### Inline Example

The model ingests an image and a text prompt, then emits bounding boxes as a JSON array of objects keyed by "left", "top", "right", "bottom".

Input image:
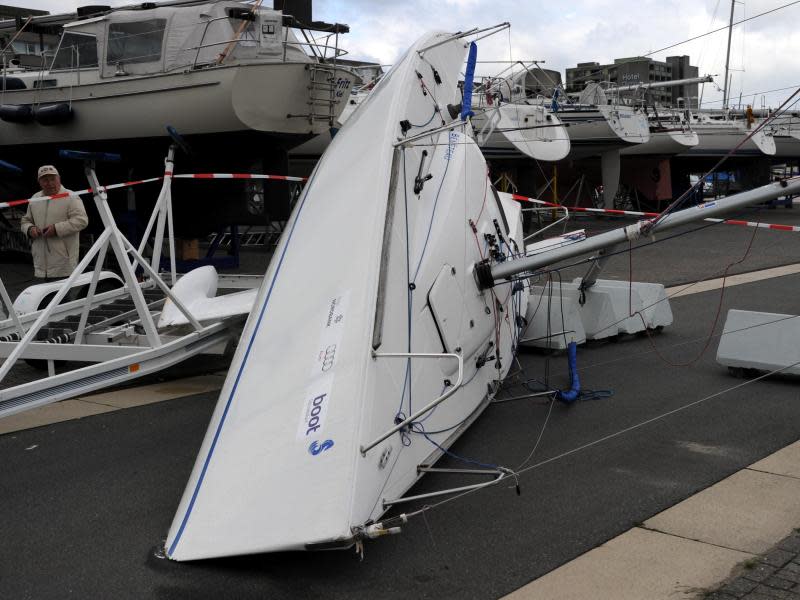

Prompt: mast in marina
[{"left": 723, "top": 0, "right": 736, "bottom": 109}]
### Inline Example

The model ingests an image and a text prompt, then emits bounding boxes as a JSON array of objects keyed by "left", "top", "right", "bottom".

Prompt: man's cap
[{"left": 37, "top": 165, "right": 59, "bottom": 179}]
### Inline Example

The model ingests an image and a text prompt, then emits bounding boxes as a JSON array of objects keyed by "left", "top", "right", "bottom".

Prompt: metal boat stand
[
  {"left": 382, "top": 466, "right": 513, "bottom": 509},
  {"left": 0, "top": 149, "right": 247, "bottom": 419}
]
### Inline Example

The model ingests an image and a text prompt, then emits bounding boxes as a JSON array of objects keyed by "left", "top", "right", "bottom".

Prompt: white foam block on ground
[
  {"left": 522, "top": 283, "right": 586, "bottom": 350},
  {"left": 716, "top": 309, "right": 800, "bottom": 375},
  {"left": 577, "top": 279, "right": 673, "bottom": 337},
  {"left": 523, "top": 279, "right": 672, "bottom": 348}
]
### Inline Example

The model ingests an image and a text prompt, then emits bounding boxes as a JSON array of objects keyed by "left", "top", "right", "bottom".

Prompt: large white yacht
[{"left": 0, "top": 1, "right": 358, "bottom": 232}]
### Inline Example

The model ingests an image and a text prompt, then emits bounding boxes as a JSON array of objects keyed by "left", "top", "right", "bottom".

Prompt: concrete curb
[{"left": 503, "top": 441, "right": 800, "bottom": 600}]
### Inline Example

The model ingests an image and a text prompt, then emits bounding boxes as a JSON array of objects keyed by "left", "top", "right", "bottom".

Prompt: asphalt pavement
[{"left": 1, "top": 206, "right": 799, "bottom": 599}]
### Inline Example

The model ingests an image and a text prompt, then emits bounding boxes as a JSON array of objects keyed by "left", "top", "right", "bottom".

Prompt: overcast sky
[{"left": 24, "top": 0, "right": 800, "bottom": 109}]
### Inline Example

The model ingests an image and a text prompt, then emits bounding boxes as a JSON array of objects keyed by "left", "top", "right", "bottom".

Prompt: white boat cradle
[
  {"left": 10, "top": 271, "right": 123, "bottom": 316},
  {"left": 158, "top": 266, "right": 258, "bottom": 328},
  {"left": 0, "top": 143, "right": 260, "bottom": 417},
  {"left": 164, "top": 25, "right": 530, "bottom": 561}
]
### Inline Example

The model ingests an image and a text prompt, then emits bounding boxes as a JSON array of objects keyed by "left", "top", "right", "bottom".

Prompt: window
[
  {"left": 107, "top": 19, "right": 166, "bottom": 65},
  {"left": 50, "top": 32, "right": 98, "bottom": 70},
  {"left": 33, "top": 79, "right": 58, "bottom": 89}
]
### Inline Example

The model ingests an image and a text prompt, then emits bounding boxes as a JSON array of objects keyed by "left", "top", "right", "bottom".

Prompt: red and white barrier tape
[
  {"left": 511, "top": 194, "right": 800, "bottom": 233},
  {"left": 0, "top": 177, "right": 163, "bottom": 209},
  {"left": 703, "top": 218, "right": 800, "bottom": 232},
  {"left": 172, "top": 173, "right": 307, "bottom": 181},
  {"left": 0, "top": 172, "right": 308, "bottom": 210}
]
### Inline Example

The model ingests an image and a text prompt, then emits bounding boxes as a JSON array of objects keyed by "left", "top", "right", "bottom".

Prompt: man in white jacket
[{"left": 20, "top": 165, "right": 89, "bottom": 280}]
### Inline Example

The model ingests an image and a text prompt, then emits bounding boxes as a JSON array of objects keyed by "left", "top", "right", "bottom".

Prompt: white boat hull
[
  {"left": 679, "top": 124, "right": 776, "bottom": 157},
  {"left": 166, "top": 31, "right": 527, "bottom": 560},
  {"left": 772, "top": 132, "right": 800, "bottom": 158},
  {"left": 473, "top": 104, "right": 570, "bottom": 161},
  {"left": 557, "top": 104, "right": 650, "bottom": 158},
  {"left": 621, "top": 129, "right": 698, "bottom": 156},
  {"left": 0, "top": 62, "right": 356, "bottom": 145}
]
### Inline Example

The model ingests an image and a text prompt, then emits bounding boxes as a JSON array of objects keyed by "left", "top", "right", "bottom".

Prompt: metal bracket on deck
[
  {"left": 382, "top": 466, "right": 511, "bottom": 508},
  {"left": 359, "top": 351, "right": 463, "bottom": 455}
]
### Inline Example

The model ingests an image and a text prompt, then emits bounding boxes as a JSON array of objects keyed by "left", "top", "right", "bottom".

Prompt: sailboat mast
[{"left": 723, "top": 0, "right": 735, "bottom": 109}]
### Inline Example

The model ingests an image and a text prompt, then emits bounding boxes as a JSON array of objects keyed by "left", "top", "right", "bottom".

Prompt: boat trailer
[{"left": 0, "top": 145, "right": 260, "bottom": 419}]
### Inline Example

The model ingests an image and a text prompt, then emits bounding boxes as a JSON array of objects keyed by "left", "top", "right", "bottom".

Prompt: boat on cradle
[
  {"left": 0, "top": 1, "right": 355, "bottom": 145},
  {"left": 165, "top": 27, "right": 529, "bottom": 560},
  {"left": 471, "top": 102, "right": 570, "bottom": 161},
  {"left": 0, "top": 1, "right": 358, "bottom": 229},
  {"left": 765, "top": 113, "right": 800, "bottom": 158},
  {"left": 621, "top": 110, "right": 699, "bottom": 156},
  {"left": 546, "top": 83, "right": 650, "bottom": 159},
  {"left": 605, "top": 75, "right": 712, "bottom": 156},
  {"left": 470, "top": 71, "right": 570, "bottom": 161},
  {"left": 676, "top": 111, "right": 776, "bottom": 157}
]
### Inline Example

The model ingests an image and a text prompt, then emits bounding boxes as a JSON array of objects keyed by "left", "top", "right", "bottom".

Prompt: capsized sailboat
[{"left": 166, "top": 27, "right": 528, "bottom": 560}]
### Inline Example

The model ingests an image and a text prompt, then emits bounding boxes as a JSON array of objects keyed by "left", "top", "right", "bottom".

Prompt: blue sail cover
[{"left": 460, "top": 42, "right": 477, "bottom": 121}]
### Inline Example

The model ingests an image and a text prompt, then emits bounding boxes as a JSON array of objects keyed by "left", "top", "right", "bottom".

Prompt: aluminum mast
[
  {"left": 723, "top": 0, "right": 736, "bottom": 109},
  {"left": 612, "top": 75, "right": 714, "bottom": 93},
  {"left": 477, "top": 178, "right": 800, "bottom": 288}
]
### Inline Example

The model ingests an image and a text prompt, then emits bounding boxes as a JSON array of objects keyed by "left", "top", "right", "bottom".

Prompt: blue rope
[{"left": 417, "top": 423, "right": 500, "bottom": 470}]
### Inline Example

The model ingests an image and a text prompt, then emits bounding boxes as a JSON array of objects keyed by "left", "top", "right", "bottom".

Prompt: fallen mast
[{"left": 478, "top": 178, "right": 800, "bottom": 287}]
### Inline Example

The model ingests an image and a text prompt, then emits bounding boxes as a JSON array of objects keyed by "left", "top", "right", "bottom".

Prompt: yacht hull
[
  {"left": 558, "top": 105, "right": 650, "bottom": 159},
  {"left": 679, "top": 124, "right": 776, "bottom": 157},
  {"left": 0, "top": 62, "right": 355, "bottom": 144},
  {"left": 165, "top": 32, "right": 527, "bottom": 560},
  {"left": 772, "top": 132, "right": 800, "bottom": 158},
  {"left": 621, "top": 130, "right": 699, "bottom": 156},
  {"left": 473, "top": 104, "right": 570, "bottom": 161}
]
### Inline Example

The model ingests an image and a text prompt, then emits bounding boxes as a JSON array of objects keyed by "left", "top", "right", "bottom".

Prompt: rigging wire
[
  {"left": 649, "top": 87, "right": 800, "bottom": 228},
  {"left": 700, "top": 83, "right": 800, "bottom": 105},
  {"left": 632, "top": 218, "right": 760, "bottom": 368},
  {"left": 401, "top": 356, "right": 800, "bottom": 523},
  {"left": 577, "top": 311, "right": 800, "bottom": 376},
  {"left": 696, "top": 0, "right": 723, "bottom": 68},
  {"left": 642, "top": 0, "right": 800, "bottom": 57}
]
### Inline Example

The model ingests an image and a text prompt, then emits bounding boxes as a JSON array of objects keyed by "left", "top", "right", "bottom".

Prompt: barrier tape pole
[{"left": 511, "top": 194, "right": 800, "bottom": 233}]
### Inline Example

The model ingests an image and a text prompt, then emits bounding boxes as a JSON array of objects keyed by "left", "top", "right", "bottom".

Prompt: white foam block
[
  {"left": 523, "top": 282, "right": 586, "bottom": 350},
  {"left": 523, "top": 279, "right": 672, "bottom": 348},
  {"left": 716, "top": 309, "right": 800, "bottom": 375}
]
